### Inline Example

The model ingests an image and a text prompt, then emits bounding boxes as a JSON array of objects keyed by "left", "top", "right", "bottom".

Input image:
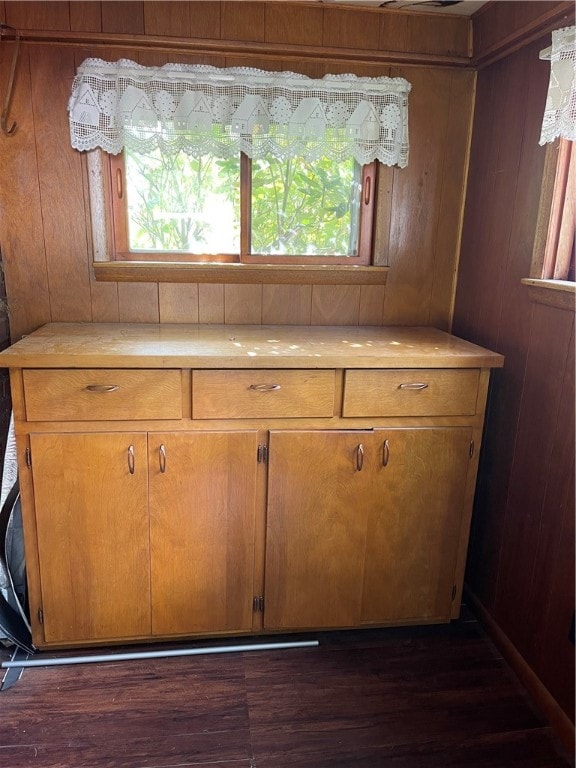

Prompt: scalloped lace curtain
[
  {"left": 539, "top": 25, "right": 575, "bottom": 145},
  {"left": 68, "top": 58, "right": 411, "bottom": 166}
]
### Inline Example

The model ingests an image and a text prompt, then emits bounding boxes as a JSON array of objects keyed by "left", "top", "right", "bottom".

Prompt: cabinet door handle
[
  {"left": 248, "top": 383, "right": 281, "bottom": 392},
  {"left": 127, "top": 444, "right": 135, "bottom": 475},
  {"left": 85, "top": 384, "right": 119, "bottom": 393},
  {"left": 159, "top": 444, "right": 166, "bottom": 473},
  {"left": 398, "top": 382, "right": 428, "bottom": 390},
  {"left": 355, "top": 443, "right": 364, "bottom": 471},
  {"left": 382, "top": 439, "right": 390, "bottom": 467}
]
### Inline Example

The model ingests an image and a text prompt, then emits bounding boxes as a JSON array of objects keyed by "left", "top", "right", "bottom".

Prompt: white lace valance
[
  {"left": 68, "top": 58, "right": 411, "bottom": 166},
  {"left": 539, "top": 25, "right": 576, "bottom": 145}
]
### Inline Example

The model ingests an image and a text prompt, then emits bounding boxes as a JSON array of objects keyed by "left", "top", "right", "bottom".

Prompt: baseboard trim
[{"left": 465, "top": 585, "right": 575, "bottom": 757}]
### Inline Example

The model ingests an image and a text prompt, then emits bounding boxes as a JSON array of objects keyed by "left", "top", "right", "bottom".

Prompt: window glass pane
[
  {"left": 250, "top": 156, "right": 362, "bottom": 257},
  {"left": 124, "top": 149, "right": 240, "bottom": 254}
]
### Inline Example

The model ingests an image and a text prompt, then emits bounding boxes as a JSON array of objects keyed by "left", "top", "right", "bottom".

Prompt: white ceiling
[{"left": 319, "top": 0, "right": 487, "bottom": 15}]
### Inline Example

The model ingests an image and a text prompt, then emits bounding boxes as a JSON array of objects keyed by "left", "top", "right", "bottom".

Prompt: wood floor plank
[{"left": 0, "top": 620, "right": 571, "bottom": 768}]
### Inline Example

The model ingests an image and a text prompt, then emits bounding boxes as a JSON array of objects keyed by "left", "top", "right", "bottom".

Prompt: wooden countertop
[{"left": 0, "top": 323, "right": 504, "bottom": 370}]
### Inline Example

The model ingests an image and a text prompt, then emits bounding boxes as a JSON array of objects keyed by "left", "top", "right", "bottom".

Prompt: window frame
[
  {"left": 107, "top": 151, "right": 378, "bottom": 268},
  {"left": 523, "top": 138, "right": 576, "bottom": 311}
]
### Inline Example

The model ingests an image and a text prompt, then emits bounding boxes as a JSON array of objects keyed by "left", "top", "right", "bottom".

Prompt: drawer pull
[
  {"left": 127, "top": 445, "right": 135, "bottom": 475},
  {"left": 398, "top": 382, "right": 428, "bottom": 390},
  {"left": 382, "top": 439, "right": 390, "bottom": 467},
  {"left": 248, "top": 383, "right": 281, "bottom": 392},
  {"left": 85, "top": 384, "right": 119, "bottom": 393},
  {"left": 159, "top": 444, "right": 166, "bottom": 473},
  {"left": 355, "top": 443, "right": 364, "bottom": 472}
]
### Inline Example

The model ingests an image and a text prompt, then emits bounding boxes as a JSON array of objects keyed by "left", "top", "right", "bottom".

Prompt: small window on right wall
[{"left": 541, "top": 137, "right": 575, "bottom": 282}]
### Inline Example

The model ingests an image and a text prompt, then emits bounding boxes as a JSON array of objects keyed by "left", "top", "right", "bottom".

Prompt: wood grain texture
[
  {"left": 101, "top": 0, "right": 144, "bottom": 34},
  {"left": 0, "top": 5, "right": 473, "bottom": 336},
  {"left": 0, "top": 323, "right": 504, "bottom": 370},
  {"left": 69, "top": 1, "right": 102, "bottom": 32},
  {"left": 453, "top": 29, "right": 575, "bottom": 726},
  {"left": 383, "top": 66, "right": 456, "bottom": 325},
  {"left": 0, "top": 620, "right": 571, "bottom": 767},
  {"left": 149, "top": 431, "right": 259, "bottom": 636},
  {"left": 322, "top": 6, "right": 380, "bottom": 51},
  {"left": 4, "top": 0, "right": 70, "bottom": 30},
  {"left": 264, "top": 3, "right": 323, "bottom": 47},
  {"left": 0, "top": 44, "right": 52, "bottom": 340},
  {"left": 30, "top": 46, "right": 93, "bottom": 323},
  {"left": 30, "top": 431, "right": 151, "bottom": 643},
  {"left": 143, "top": 1, "right": 191, "bottom": 38},
  {"left": 221, "top": 0, "right": 265, "bottom": 42}
]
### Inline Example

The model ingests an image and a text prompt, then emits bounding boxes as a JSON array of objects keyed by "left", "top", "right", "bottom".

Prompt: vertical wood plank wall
[
  {"left": 453, "top": 31, "right": 575, "bottom": 724},
  {"left": 0, "top": 0, "right": 474, "bottom": 340}
]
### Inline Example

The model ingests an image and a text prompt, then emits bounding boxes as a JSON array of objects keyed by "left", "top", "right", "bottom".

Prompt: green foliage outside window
[{"left": 124, "top": 147, "right": 361, "bottom": 257}]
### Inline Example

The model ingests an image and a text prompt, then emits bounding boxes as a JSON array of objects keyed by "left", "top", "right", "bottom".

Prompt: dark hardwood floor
[{"left": 0, "top": 611, "right": 573, "bottom": 768}]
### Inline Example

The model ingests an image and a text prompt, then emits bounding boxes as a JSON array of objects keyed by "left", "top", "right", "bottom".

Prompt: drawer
[
  {"left": 192, "top": 370, "right": 335, "bottom": 419},
  {"left": 23, "top": 369, "right": 182, "bottom": 421},
  {"left": 342, "top": 369, "right": 480, "bottom": 417}
]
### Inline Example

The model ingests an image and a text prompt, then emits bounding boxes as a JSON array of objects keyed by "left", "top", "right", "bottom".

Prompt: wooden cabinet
[
  {"left": 264, "top": 427, "right": 471, "bottom": 631},
  {"left": 149, "top": 431, "right": 260, "bottom": 637},
  {"left": 29, "top": 432, "right": 151, "bottom": 644},
  {"left": 29, "top": 430, "right": 261, "bottom": 645},
  {"left": 0, "top": 323, "right": 503, "bottom": 649}
]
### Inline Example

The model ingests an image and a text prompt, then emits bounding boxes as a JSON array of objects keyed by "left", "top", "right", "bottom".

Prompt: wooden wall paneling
[
  {"left": 382, "top": 67, "right": 454, "bottom": 326},
  {"left": 310, "top": 285, "right": 360, "bottom": 325},
  {"left": 221, "top": 1, "right": 265, "bottom": 43},
  {"left": 0, "top": 44, "right": 52, "bottom": 340},
  {"left": 224, "top": 284, "right": 262, "bottom": 324},
  {"left": 493, "top": 303, "right": 575, "bottom": 657},
  {"left": 379, "top": 12, "right": 408, "bottom": 53},
  {"left": 143, "top": 2, "right": 192, "bottom": 38},
  {"left": 466, "top": 47, "right": 533, "bottom": 351},
  {"left": 167, "top": 50, "right": 226, "bottom": 67},
  {"left": 198, "top": 284, "right": 225, "bottom": 323},
  {"left": 159, "top": 283, "right": 200, "bottom": 323},
  {"left": 188, "top": 0, "right": 221, "bottom": 39},
  {"left": 0, "top": 4, "right": 6, "bottom": 24},
  {"left": 463, "top": 40, "right": 551, "bottom": 611},
  {"left": 224, "top": 54, "right": 280, "bottom": 71},
  {"left": 405, "top": 13, "right": 469, "bottom": 58},
  {"left": 30, "top": 46, "right": 93, "bottom": 323},
  {"left": 261, "top": 285, "right": 312, "bottom": 325},
  {"left": 428, "top": 68, "right": 475, "bottom": 331},
  {"left": 528, "top": 320, "right": 575, "bottom": 719},
  {"left": 358, "top": 285, "right": 386, "bottom": 326},
  {"left": 118, "top": 282, "right": 160, "bottom": 323},
  {"left": 4, "top": 1, "right": 70, "bottom": 30},
  {"left": 321, "top": 60, "right": 387, "bottom": 78},
  {"left": 322, "top": 7, "right": 380, "bottom": 51},
  {"left": 280, "top": 59, "right": 327, "bottom": 78},
  {"left": 101, "top": 1, "right": 144, "bottom": 35},
  {"left": 485, "top": 40, "right": 549, "bottom": 348},
  {"left": 264, "top": 3, "right": 323, "bottom": 47},
  {"left": 451, "top": 65, "right": 496, "bottom": 341},
  {"left": 69, "top": 2, "right": 102, "bottom": 33},
  {"left": 473, "top": 1, "right": 575, "bottom": 66}
]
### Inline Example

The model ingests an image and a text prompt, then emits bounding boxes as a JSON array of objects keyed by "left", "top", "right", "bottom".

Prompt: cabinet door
[
  {"left": 265, "top": 430, "right": 372, "bottom": 630},
  {"left": 361, "top": 427, "right": 471, "bottom": 624},
  {"left": 149, "top": 431, "right": 259, "bottom": 636},
  {"left": 30, "top": 433, "right": 150, "bottom": 644}
]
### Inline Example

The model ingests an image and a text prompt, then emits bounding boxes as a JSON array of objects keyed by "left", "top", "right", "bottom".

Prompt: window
[
  {"left": 541, "top": 138, "right": 575, "bottom": 282},
  {"left": 109, "top": 148, "right": 377, "bottom": 265},
  {"left": 70, "top": 59, "right": 410, "bottom": 281}
]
